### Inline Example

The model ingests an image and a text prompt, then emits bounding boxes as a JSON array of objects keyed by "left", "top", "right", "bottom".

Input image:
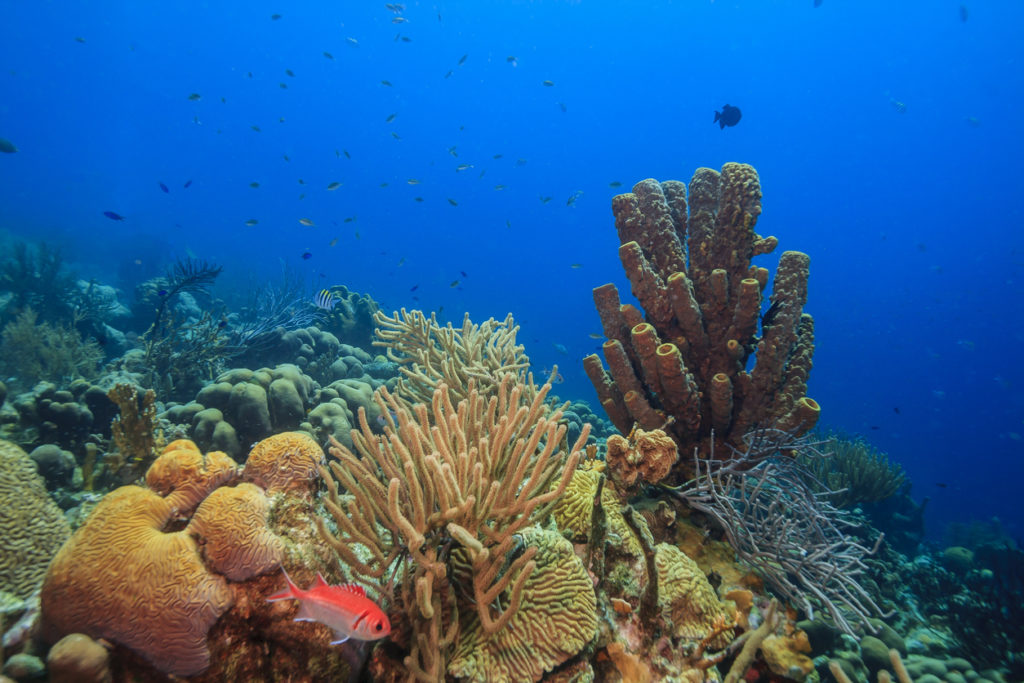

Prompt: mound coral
[
  {"left": 243, "top": 430, "right": 324, "bottom": 497},
  {"left": 0, "top": 440, "right": 70, "bottom": 612},
  {"left": 584, "top": 164, "right": 818, "bottom": 465},
  {"left": 40, "top": 484, "right": 235, "bottom": 676}
]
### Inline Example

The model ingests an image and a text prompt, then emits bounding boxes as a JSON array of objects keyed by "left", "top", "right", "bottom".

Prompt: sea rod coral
[
  {"left": 317, "top": 373, "right": 593, "bottom": 681},
  {"left": 584, "top": 163, "right": 819, "bottom": 467}
]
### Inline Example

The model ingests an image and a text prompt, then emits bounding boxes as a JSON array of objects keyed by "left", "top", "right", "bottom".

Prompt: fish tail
[{"left": 266, "top": 566, "right": 300, "bottom": 602}]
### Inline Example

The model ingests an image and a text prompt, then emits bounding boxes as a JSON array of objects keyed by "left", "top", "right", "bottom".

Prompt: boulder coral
[
  {"left": 39, "top": 484, "right": 235, "bottom": 676},
  {"left": 0, "top": 440, "right": 70, "bottom": 612},
  {"left": 38, "top": 434, "right": 330, "bottom": 679}
]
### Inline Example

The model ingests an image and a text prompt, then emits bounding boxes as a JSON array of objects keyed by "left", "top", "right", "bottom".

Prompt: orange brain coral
[
  {"left": 187, "top": 482, "right": 284, "bottom": 581},
  {"left": 145, "top": 439, "right": 238, "bottom": 501},
  {"left": 243, "top": 432, "right": 324, "bottom": 496},
  {"left": 40, "top": 486, "right": 234, "bottom": 676}
]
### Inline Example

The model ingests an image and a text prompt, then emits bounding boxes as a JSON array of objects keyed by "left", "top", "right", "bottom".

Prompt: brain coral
[
  {"left": 552, "top": 469, "right": 642, "bottom": 557},
  {"left": 40, "top": 485, "right": 234, "bottom": 676},
  {"left": 187, "top": 482, "right": 284, "bottom": 581},
  {"left": 0, "top": 440, "right": 70, "bottom": 610},
  {"left": 448, "top": 527, "right": 597, "bottom": 682},
  {"left": 145, "top": 439, "right": 238, "bottom": 500},
  {"left": 655, "top": 543, "right": 733, "bottom": 649},
  {"left": 243, "top": 431, "right": 325, "bottom": 497}
]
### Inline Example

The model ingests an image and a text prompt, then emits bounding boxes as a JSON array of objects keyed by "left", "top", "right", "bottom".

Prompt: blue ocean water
[{"left": 1, "top": 0, "right": 1021, "bottom": 542}]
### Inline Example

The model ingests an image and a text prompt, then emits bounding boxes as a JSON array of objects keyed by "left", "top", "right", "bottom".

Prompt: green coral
[
  {"left": 802, "top": 431, "right": 906, "bottom": 508},
  {"left": 0, "top": 307, "right": 103, "bottom": 391}
]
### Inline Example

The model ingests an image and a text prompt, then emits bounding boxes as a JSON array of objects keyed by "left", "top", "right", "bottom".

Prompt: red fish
[{"left": 267, "top": 568, "right": 390, "bottom": 644}]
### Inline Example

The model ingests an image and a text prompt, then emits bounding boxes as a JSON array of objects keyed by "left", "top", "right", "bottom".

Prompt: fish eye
[{"left": 375, "top": 622, "right": 383, "bottom": 631}]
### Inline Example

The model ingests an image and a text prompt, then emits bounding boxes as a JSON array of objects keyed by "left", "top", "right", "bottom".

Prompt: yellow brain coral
[
  {"left": 187, "top": 482, "right": 284, "bottom": 581},
  {"left": 448, "top": 527, "right": 597, "bottom": 682},
  {"left": 243, "top": 431, "right": 324, "bottom": 496},
  {"left": 551, "top": 469, "right": 642, "bottom": 557},
  {"left": 655, "top": 543, "right": 733, "bottom": 650},
  {"left": 0, "top": 440, "right": 70, "bottom": 609},
  {"left": 40, "top": 485, "right": 234, "bottom": 676},
  {"left": 145, "top": 439, "right": 238, "bottom": 500}
]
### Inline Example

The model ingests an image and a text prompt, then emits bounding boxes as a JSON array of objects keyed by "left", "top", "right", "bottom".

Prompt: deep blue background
[{"left": 2, "top": 1, "right": 1022, "bottom": 541}]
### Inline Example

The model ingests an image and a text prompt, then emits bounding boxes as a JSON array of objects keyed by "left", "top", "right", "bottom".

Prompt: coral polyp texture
[
  {"left": 0, "top": 440, "right": 70, "bottom": 610},
  {"left": 39, "top": 484, "right": 235, "bottom": 676},
  {"left": 584, "top": 163, "right": 819, "bottom": 462},
  {"left": 242, "top": 430, "right": 325, "bottom": 497}
]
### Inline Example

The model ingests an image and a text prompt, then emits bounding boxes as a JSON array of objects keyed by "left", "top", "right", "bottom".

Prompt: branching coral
[
  {"left": 0, "top": 307, "right": 103, "bottom": 390},
  {"left": 373, "top": 308, "right": 532, "bottom": 406},
  {"left": 317, "top": 374, "right": 589, "bottom": 681},
  {"left": 801, "top": 431, "right": 906, "bottom": 508},
  {"left": 107, "top": 383, "right": 164, "bottom": 477},
  {"left": 583, "top": 165, "right": 819, "bottom": 467},
  {"left": 666, "top": 428, "right": 887, "bottom": 635}
]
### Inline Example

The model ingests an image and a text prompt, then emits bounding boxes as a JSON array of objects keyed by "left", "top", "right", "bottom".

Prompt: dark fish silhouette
[
  {"left": 159, "top": 182, "right": 169, "bottom": 193},
  {"left": 814, "top": 0, "right": 822, "bottom": 6},
  {"left": 183, "top": 179, "right": 193, "bottom": 188},
  {"left": 714, "top": 104, "right": 742, "bottom": 129},
  {"left": 0, "top": 138, "right": 18, "bottom": 153},
  {"left": 959, "top": 4, "right": 968, "bottom": 21},
  {"left": 103, "top": 211, "right": 125, "bottom": 221}
]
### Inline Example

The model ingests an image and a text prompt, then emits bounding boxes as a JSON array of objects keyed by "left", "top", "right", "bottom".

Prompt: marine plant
[
  {"left": 0, "top": 240, "right": 76, "bottom": 325},
  {"left": 317, "top": 374, "right": 590, "bottom": 681},
  {"left": 144, "top": 256, "right": 222, "bottom": 344},
  {"left": 800, "top": 430, "right": 906, "bottom": 508},
  {"left": 0, "top": 307, "right": 103, "bottom": 390}
]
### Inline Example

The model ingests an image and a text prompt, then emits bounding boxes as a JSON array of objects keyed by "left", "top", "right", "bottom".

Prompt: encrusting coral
[
  {"left": 318, "top": 373, "right": 591, "bottom": 681},
  {"left": 583, "top": 164, "right": 819, "bottom": 466}
]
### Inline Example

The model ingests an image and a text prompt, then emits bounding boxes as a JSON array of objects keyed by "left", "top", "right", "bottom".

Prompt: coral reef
[
  {"left": 0, "top": 308, "right": 103, "bottom": 391},
  {"left": 802, "top": 431, "right": 907, "bottom": 508},
  {"left": 37, "top": 435, "right": 357, "bottom": 680},
  {"left": 373, "top": 309, "right": 532, "bottom": 406},
  {"left": 606, "top": 426, "right": 679, "bottom": 497},
  {"left": 583, "top": 164, "right": 818, "bottom": 466},
  {"left": 447, "top": 527, "right": 597, "bottom": 682},
  {"left": 0, "top": 241, "right": 76, "bottom": 325},
  {"left": 242, "top": 431, "right": 324, "bottom": 497},
  {"left": 319, "top": 374, "right": 590, "bottom": 681},
  {"left": 106, "top": 383, "right": 163, "bottom": 478},
  {"left": 0, "top": 441, "right": 70, "bottom": 619}
]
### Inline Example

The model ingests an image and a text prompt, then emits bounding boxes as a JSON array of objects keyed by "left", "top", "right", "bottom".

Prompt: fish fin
[
  {"left": 293, "top": 604, "right": 315, "bottom": 622},
  {"left": 266, "top": 566, "right": 300, "bottom": 602},
  {"left": 314, "top": 573, "right": 331, "bottom": 589},
  {"left": 719, "top": 119, "right": 726, "bottom": 130},
  {"left": 340, "top": 584, "right": 367, "bottom": 597},
  {"left": 330, "top": 632, "right": 350, "bottom": 645},
  {"left": 714, "top": 110, "right": 721, "bottom": 123}
]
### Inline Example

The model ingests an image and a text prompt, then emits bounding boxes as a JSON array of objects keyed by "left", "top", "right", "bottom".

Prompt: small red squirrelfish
[{"left": 267, "top": 568, "right": 391, "bottom": 644}]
